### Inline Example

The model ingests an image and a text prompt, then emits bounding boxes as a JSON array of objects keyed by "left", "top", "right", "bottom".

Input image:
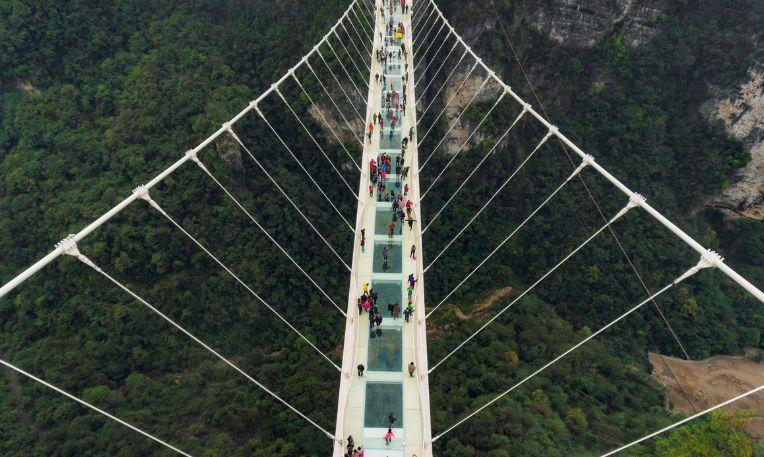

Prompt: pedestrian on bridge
[
  {"left": 404, "top": 303, "right": 414, "bottom": 322},
  {"left": 410, "top": 244, "right": 416, "bottom": 260},
  {"left": 408, "top": 362, "right": 416, "bottom": 377},
  {"left": 384, "top": 428, "right": 394, "bottom": 445},
  {"left": 357, "top": 364, "right": 365, "bottom": 377},
  {"left": 368, "top": 123, "right": 374, "bottom": 142}
]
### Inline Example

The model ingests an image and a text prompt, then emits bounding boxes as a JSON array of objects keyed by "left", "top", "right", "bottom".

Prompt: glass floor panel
[
  {"left": 364, "top": 382, "right": 404, "bottom": 428},
  {"left": 376, "top": 178, "right": 403, "bottom": 202},
  {"left": 375, "top": 207, "right": 397, "bottom": 235},
  {"left": 373, "top": 241, "right": 402, "bottom": 273},
  {"left": 384, "top": 36, "right": 403, "bottom": 48},
  {"left": 382, "top": 77, "right": 402, "bottom": 92},
  {"left": 374, "top": 152, "right": 402, "bottom": 174},
  {"left": 368, "top": 327, "right": 402, "bottom": 372},
  {"left": 380, "top": 94, "right": 403, "bottom": 110},
  {"left": 372, "top": 280, "right": 403, "bottom": 310},
  {"left": 384, "top": 62, "right": 402, "bottom": 75},
  {"left": 380, "top": 130, "right": 402, "bottom": 149}
]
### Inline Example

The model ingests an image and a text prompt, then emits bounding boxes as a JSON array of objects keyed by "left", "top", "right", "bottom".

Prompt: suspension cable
[
  {"left": 426, "top": 157, "right": 589, "bottom": 318},
  {"left": 415, "top": 1, "right": 435, "bottom": 33},
  {"left": 316, "top": 49, "right": 365, "bottom": 122},
  {"left": 337, "top": 25, "right": 370, "bottom": 75},
  {"left": 227, "top": 126, "right": 351, "bottom": 271},
  {"left": 423, "top": 107, "right": 527, "bottom": 233},
  {"left": 414, "top": 23, "right": 447, "bottom": 71},
  {"left": 416, "top": 42, "right": 461, "bottom": 106},
  {"left": 291, "top": 73, "right": 361, "bottom": 171},
  {"left": 485, "top": 0, "right": 697, "bottom": 363},
  {"left": 333, "top": 29, "right": 369, "bottom": 86},
  {"left": 421, "top": 0, "right": 764, "bottom": 302},
  {"left": 413, "top": 1, "right": 434, "bottom": 35},
  {"left": 414, "top": 8, "right": 440, "bottom": 51},
  {"left": 432, "top": 255, "right": 713, "bottom": 442},
  {"left": 415, "top": 29, "right": 454, "bottom": 85},
  {"left": 341, "top": 19, "right": 371, "bottom": 71},
  {"left": 429, "top": 195, "right": 641, "bottom": 370},
  {"left": 56, "top": 237, "right": 338, "bottom": 440},
  {"left": 349, "top": 6, "right": 372, "bottom": 51},
  {"left": 418, "top": 59, "right": 479, "bottom": 138},
  {"left": 305, "top": 61, "right": 364, "bottom": 146},
  {"left": 0, "top": 357, "right": 191, "bottom": 456},
  {"left": 133, "top": 186, "right": 345, "bottom": 362},
  {"left": 255, "top": 107, "right": 355, "bottom": 232},
  {"left": 423, "top": 128, "right": 552, "bottom": 266},
  {"left": 326, "top": 40, "right": 367, "bottom": 100},
  {"left": 142, "top": 173, "right": 345, "bottom": 318},
  {"left": 420, "top": 76, "right": 489, "bottom": 169},
  {"left": 275, "top": 88, "right": 358, "bottom": 197},
  {"left": 421, "top": 91, "right": 506, "bottom": 198},
  {"left": 601, "top": 383, "right": 764, "bottom": 456}
]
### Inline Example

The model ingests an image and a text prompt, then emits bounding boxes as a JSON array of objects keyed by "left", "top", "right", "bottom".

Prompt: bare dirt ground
[{"left": 649, "top": 351, "right": 764, "bottom": 438}]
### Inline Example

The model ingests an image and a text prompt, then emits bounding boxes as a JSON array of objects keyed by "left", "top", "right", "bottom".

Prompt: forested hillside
[{"left": 1, "top": 0, "right": 762, "bottom": 456}]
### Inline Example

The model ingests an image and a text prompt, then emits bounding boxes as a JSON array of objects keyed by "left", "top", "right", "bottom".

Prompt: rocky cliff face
[
  {"left": 530, "top": 0, "right": 665, "bottom": 48},
  {"left": 308, "top": 101, "right": 364, "bottom": 146},
  {"left": 706, "top": 67, "right": 764, "bottom": 220},
  {"left": 434, "top": 68, "right": 504, "bottom": 156}
]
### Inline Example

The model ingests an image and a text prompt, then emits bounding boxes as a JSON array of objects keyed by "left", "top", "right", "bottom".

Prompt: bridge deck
[{"left": 334, "top": 1, "right": 432, "bottom": 456}]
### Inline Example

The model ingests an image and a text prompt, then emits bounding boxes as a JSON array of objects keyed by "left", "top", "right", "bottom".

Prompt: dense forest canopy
[{"left": 0, "top": 0, "right": 762, "bottom": 456}]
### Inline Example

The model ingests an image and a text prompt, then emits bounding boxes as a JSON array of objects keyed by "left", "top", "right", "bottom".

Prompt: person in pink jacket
[{"left": 384, "top": 428, "right": 394, "bottom": 445}]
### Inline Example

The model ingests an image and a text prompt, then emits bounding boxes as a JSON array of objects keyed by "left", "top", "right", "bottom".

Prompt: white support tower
[{"left": 334, "top": 1, "right": 433, "bottom": 456}]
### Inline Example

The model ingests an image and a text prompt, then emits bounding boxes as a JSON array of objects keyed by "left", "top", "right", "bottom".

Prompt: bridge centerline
[{"left": 334, "top": 0, "right": 433, "bottom": 456}]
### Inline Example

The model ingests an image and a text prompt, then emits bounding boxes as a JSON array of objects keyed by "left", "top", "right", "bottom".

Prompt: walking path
[{"left": 334, "top": 1, "right": 432, "bottom": 456}]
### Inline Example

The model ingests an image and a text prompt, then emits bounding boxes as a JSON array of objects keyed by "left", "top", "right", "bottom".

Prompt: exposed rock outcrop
[
  {"left": 433, "top": 67, "right": 503, "bottom": 156},
  {"left": 530, "top": 0, "right": 664, "bottom": 48},
  {"left": 307, "top": 101, "right": 364, "bottom": 146},
  {"left": 706, "top": 67, "right": 764, "bottom": 220},
  {"left": 216, "top": 134, "right": 244, "bottom": 170}
]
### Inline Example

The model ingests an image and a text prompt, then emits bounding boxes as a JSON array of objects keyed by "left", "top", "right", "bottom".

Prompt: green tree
[{"left": 655, "top": 410, "right": 754, "bottom": 457}]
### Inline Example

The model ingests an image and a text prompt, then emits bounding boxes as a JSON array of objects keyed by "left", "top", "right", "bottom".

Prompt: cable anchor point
[
  {"left": 627, "top": 193, "right": 646, "bottom": 210},
  {"left": 56, "top": 234, "right": 79, "bottom": 257},
  {"left": 700, "top": 249, "right": 723, "bottom": 269},
  {"left": 132, "top": 184, "right": 151, "bottom": 202},
  {"left": 185, "top": 149, "right": 208, "bottom": 173}
]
